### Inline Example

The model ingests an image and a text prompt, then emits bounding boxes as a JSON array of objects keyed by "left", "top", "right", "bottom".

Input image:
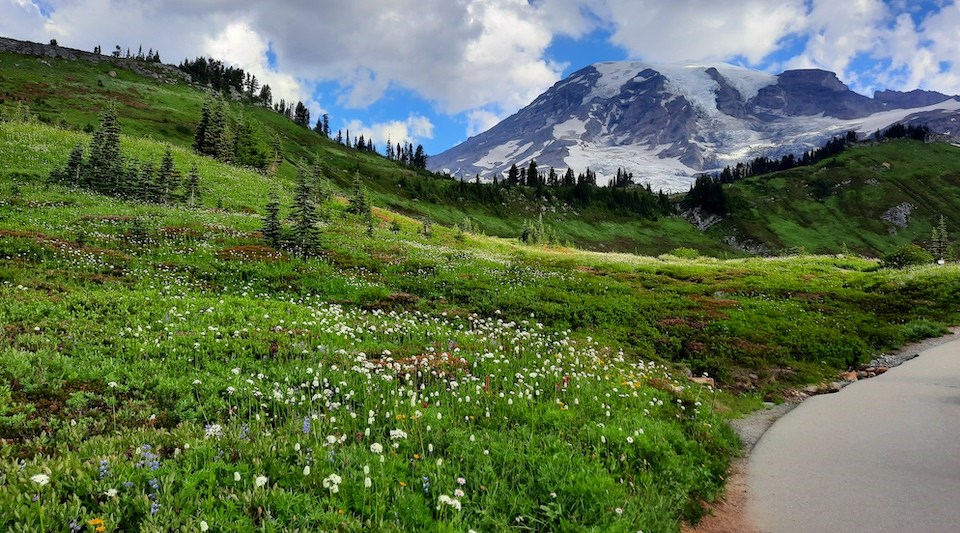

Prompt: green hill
[
  {"left": 707, "top": 140, "right": 960, "bottom": 256},
  {"left": 2, "top": 41, "right": 960, "bottom": 532},
  {"left": 4, "top": 45, "right": 960, "bottom": 258}
]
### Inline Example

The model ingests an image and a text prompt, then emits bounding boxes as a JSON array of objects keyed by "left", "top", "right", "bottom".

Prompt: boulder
[{"left": 689, "top": 376, "right": 716, "bottom": 388}]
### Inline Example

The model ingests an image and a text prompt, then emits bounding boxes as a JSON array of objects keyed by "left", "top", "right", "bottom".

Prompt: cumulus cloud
[
  {"left": 201, "top": 21, "right": 311, "bottom": 112},
  {"left": 1, "top": 0, "right": 47, "bottom": 40},
  {"left": 595, "top": 0, "right": 807, "bottom": 64},
  {"left": 465, "top": 109, "right": 504, "bottom": 138},
  {"left": 4, "top": 0, "right": 960, "bottom": 145}
]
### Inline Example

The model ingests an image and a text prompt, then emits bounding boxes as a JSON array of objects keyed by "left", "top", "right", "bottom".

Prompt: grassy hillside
[
  {"left": 2, "top": 44, "right": 960, "bottom": 531},
  {"left": 4, "top": 49, "right": 960, "bottom": 258},
  {"left": 3, "top": 117, "right": 960, "bottom": 530},
  {"left": 715, "top": 140, "right": 960, "bottom": 256}
]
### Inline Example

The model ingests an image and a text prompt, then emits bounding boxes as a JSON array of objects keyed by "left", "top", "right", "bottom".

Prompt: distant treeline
[{"left": 407, "top": 164, "right": 671, "bottom": 219}]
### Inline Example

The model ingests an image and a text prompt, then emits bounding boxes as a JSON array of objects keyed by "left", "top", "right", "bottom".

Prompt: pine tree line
[
  {"left": 50, "top": 106, "right": 200, "bottom": 205},
  {"left": 94, "top": 44, "right": 161, "bottom": 63},
  {"left": 193, "top": 98, "right": 271, "bottom": 172},
  {"left": 385, "top": 141, "right": 427, "bottom": 169}
]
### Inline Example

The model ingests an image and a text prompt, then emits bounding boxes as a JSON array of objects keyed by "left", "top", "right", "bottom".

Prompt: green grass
[
  {"left": 2, "top": 131, "right": 959, "bottom": 528},
  {"left": 718, "top": 141, "right": 960, "bottom": 256},
  {"left": 5, "top": 50, "right": 960, "bottom": 258},
  {"left": 2, "top": 48, "right": 960, "bottom": 532}
]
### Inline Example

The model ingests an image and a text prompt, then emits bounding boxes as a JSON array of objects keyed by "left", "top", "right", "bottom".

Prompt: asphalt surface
[{"left": 748, "top": 338, "right": 960, "bottom": 533}]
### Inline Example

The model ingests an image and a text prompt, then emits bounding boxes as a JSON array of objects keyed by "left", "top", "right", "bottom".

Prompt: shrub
[
  {"left": 900, "top": 319, "right": 948, "bottom": 343},
  {"left": 669, "top": 247, "right": 700, "bottom": 259},
  {"left": 882, "top": 244, "right": 932, "bottom": 268}
]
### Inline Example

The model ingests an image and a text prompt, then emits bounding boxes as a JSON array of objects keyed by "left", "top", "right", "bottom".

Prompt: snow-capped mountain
[{"left": 430, "top": 62, "right": 960, "bottom": 192}]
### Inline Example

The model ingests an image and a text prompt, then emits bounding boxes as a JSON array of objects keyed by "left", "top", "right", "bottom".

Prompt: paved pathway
[{"left": 748, "top": 338, "right": 960, "bottom": 532}]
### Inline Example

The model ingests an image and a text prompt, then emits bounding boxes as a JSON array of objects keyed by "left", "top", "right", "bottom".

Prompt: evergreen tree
[
  {"left": 56, "top": 143, "right": 85, "bottom": 185},
  {"left": 347, "top": 172, "right": 371, "bottom": 216},
  {"left": 294, "top": 101, "right": 310, "bottom": 128},
  {"left": 312, "top": 161, "right": 332, "bottom": 205},
  {"left": 563, "top": 167, "right": 575, "bottom": 187},
  {"left": 683, "top": 174, "right": 728, "bottom": 215},
  {"left": 289, "top": 165, "right": 319, "bottom": 256},
  {"left": 139, "top": 162, "right": 158, "bottom": 203},
  {"left": 233, "top": 117, "right": 266, "bottom": 170},
  {"left": 211, "top": 104, "right": 233, "bottom": 162},
  {"left": 86, "top": 105, "right": 123, "bottom": 194},
  {"left": 269, "top": 135, "right": 283, "bottom": 175},
  {"left": 930, "top": 215, "right": 950, "bottom": 261},
  {"left": 258, "top": 84, "right": 273, "bottom": 107},
  {"left": 125, "top": 161, "right": 142, "bottom": 199},
  {"left": 186, "top": 166, "right": 201, "bottom": 206},
  {"left": 197, "top": 99, "right": 229, "bottom": 159},
  {"left": 507, "top": 164, "right": 519, "bottom": 187},
  {"left": 322, "top": 114, "right": 330, "bottom": 138},
  {"left": 413, "top": 144, "right": 427, "bottom": 169},
  {"left": 526, "top": 160, "right": 539, "bottom": 187},
  {"left": 194, "top": 100, "right": 211, "bottom": 153},
  {"left": 262, "top": 192, "right": 283, "bottom": 248},
  {"left": 157, "top": 148, "right": 179, "bottom": 203}
]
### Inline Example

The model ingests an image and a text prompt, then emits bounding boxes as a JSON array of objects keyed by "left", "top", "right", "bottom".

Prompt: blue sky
[{"left": 3, "top": 1, "right": 959, "bottom": 155}]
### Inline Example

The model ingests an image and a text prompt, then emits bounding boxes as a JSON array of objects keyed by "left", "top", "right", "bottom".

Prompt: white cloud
[
  {"left": 465, "top": 109, "right": 503, "bottom": 138},
  {"left": 580, "top": 0, "right": 807, "bottom": 64},
  {"left": 4, "top": 0, "right": 960, "bottom": 147},
  {"left": 201, "top": 21, "right": 308, "bottom": 110},
  {"left": 343, "top": 114, "right": 435, "bottom": 148},
  {"left": 1, "top": 1, "right": 47, "bottom": 40}
]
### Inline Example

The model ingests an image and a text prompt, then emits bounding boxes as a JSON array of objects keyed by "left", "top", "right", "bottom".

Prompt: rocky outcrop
[
  {"left": 750, "top": 69, "right": 883, "bottom": 119},
  {"left": 722, "top": 235, "right": 771, "bottom": 255},
  {"left": 880, "top": 202, "right": 915, "bottom": 229},
  {"left": 0, "top": 36, "right": 189, "bottom": 84},
  {"left": 681, "top": 207, "right": 723, "bottom": 231},
  {"left": 874, "top": 89, "right": 952, "bottom": 109}
]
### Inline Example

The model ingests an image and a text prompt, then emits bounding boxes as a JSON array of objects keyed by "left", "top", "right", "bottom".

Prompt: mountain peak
[{"left": 430, "top": 63, "right": 960, "bottom": 191}]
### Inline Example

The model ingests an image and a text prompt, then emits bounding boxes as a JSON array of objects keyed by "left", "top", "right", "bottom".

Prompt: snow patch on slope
[
  {"left": 552, "top": 117, "right": 587, "bottom": 139},
  {"left": 475, "top": 140, "right": 533, "bottom": 169},
  {"left": 709, "top": 64, "right": 777, "bottom": 101},
  {"left": 849, "top": 98, "right": 960, "bottom": 134},
  {"left": 586, "top": 62, "right": 650, "bottom": 102}
]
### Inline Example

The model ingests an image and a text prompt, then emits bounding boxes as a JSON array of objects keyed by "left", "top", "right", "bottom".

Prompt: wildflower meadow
[{"left": 2, "top": 118, "right": 958, "bottom": 532}]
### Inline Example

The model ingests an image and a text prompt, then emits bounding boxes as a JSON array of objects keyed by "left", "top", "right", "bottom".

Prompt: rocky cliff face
[{"left": 431, "top": 62, "right": 960, "bottom": 192}]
